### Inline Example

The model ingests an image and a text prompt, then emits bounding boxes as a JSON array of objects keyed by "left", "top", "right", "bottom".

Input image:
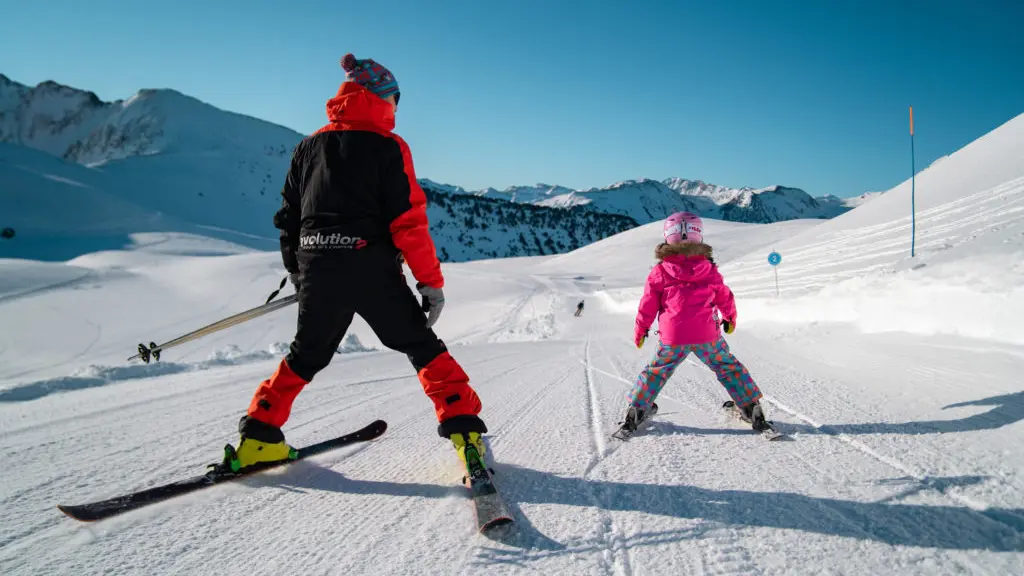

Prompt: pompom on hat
[{"left": 340, "top": 53, "right": 399, "bottom": 101}]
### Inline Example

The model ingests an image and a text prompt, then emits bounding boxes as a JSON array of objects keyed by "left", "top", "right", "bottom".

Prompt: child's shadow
[{"left": 783, "top": 390, "right": 1024, "bottom": 437}]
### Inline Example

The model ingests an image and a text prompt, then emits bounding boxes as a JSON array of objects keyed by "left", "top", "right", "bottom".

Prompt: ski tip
[
  {"left": 56, "top": 504, "right": 95, "bottom": 522},
  {"left": 480, "top": 516, "right": 514, "bottom": 533}
]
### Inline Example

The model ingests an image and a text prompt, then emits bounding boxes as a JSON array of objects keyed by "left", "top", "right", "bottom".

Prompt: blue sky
[{"left": 2, "top": 0, "right": 1021, "bottom": 197}]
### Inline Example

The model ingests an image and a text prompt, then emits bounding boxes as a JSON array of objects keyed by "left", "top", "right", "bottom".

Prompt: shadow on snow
[
  {"left": 265, "top": 461, "right": 1022, "bottom": 554},
  {"left": 778, "top": 390, "right": 1024, "bottom": 437}
]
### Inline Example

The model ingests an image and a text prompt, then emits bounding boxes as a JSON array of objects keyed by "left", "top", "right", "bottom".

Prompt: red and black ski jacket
[{"left": 273, "top": 82, "right": 444, "bottom": 288}]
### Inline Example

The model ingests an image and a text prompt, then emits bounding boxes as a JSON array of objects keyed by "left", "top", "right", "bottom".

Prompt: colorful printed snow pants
[{"left": 629, "top": 338, "right": 762, "bottom": 410}]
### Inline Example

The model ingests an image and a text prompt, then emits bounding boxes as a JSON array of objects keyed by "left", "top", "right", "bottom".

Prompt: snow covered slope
[
  {"left": 816, "top": 191, "right": 885, "bottom": 216},
  {"left": 0, "top": 142, "right": 269, "bottom": 260},
  {"left": 537, "top": 217, "right": 821, "bottom": 290},
  {"left": 721, "top": 113, "right": 1024, "bottom": 345}
]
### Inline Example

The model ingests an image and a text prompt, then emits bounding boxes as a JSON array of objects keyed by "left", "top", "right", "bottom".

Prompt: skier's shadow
[
  {"left": 782, "top": 390, "right": 1024, "bottom": 436},
  {"left": 267, "top": 461, "right": 1024, "bottom": 553},
  {"left": 488, "top": 464, "right": 1024, "bottom": 553},
  {"left": 270, "top": 461, "right": 566, "bottom": 550}
]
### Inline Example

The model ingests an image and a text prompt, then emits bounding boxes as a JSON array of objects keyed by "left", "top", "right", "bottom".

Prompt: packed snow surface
[{"left": 0, "top": 115, "right": 1022, "bottom": 574}]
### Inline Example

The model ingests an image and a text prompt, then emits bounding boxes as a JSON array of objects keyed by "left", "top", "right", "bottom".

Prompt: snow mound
[
  {"left": 741, "top": 254, "right": 1024, "bottom": 344},
  {"left": 338, "top": 334, "right": 375, "bottom": 353},
  {"left": 0, "top": 342, "right": 296, "bottom": 402}
]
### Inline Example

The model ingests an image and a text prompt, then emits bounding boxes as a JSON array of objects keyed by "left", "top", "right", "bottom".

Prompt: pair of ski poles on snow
[{"left": 127, "top": 276, "right": 297, "bottom": 364}]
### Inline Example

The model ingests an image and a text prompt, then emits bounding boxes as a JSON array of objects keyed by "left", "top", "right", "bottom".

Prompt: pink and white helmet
[{"left": 663, "top": 212, "right": 703, "bottom": 245}]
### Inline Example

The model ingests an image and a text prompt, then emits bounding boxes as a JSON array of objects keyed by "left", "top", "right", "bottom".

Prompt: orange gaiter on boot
[
  {"left": 418, "top": 351, "right": 482, "bottom": 421},
  {"left": 247, "top": 359, "right": 308, "bottom": 428}
]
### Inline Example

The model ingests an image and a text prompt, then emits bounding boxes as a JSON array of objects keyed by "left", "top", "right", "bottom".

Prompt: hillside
[{"left": 719, "top": 112, "right": 1024, "bottom": 344}]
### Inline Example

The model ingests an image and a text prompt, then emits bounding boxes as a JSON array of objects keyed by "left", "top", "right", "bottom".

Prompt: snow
[{"left": 1, "top": 78, "right": 1022, "bottom": 574}]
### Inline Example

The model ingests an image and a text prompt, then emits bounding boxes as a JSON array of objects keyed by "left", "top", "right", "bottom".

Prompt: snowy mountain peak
[
  {"left": 446, "top": 176, "right": 868, "bottom": 225},
  {"left": 0, "top": 74, "right": 303, "bottom": 166},
  {"left": 0, "top": 76, "right": 115, "bottom": 158}
]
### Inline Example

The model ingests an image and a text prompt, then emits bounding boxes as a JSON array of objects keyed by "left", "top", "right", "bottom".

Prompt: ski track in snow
[{"left": 579, "top": 336, "right": 634, "bottom": 576}]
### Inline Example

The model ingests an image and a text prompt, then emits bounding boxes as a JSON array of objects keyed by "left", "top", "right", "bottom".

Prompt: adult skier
[
  {"left": 575, "top": 300, "right": 585, "bottom": 317},
  {"left": 620, "top": 212, "right": 769, "bottom": 434},
  {"left": 222, "top": 54, "right": 488, "bottom": 471}
]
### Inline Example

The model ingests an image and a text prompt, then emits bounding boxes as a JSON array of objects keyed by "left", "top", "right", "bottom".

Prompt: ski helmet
[{"left": 663, "top": 212, "right": 703, "bottom": 245}]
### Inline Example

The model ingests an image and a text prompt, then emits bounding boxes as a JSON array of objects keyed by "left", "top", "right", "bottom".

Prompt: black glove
[
  {"left": 289, "top": 272, "right": 301, "bottom": 292},
  {"left": 416, "top": 283, "right": 445, "bottom": 328}
]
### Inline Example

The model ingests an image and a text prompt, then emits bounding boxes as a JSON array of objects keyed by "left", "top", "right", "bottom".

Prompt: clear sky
[{"left": 2, "top": 0, "right": 1021, "bottom": 197}]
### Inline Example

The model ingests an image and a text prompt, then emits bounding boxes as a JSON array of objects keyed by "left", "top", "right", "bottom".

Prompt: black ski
[
  {"left": 722, "top": 401, "right": 785, "bottom": 440},
  {"left": 462, "top": 445, "right": 513, "bottom": 533},
  {"left": 57, "top": 420, "right": 388, "bottom": 522},
  {"left": 611, "top": 403, "right": 659, "bottom": 441}
]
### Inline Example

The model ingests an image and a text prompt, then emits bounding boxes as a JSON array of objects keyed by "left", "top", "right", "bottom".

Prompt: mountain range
[{"left": 0, "top": 74, "right": 875, "bottom": 262}]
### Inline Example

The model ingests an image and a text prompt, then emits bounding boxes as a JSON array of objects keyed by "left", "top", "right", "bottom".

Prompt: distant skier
[
  {"left": 621, "top": 212, "right": 768, "bottom": 434},
  {"left": 574, "top": 300, "right": 585, "bottom": 317},
  {"left": 222, "top": 54, "right": 488, "bottom": 472}
]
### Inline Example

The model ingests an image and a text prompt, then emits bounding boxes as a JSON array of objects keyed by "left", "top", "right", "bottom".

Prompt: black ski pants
[{"left": 286, "top": 247, "right": 446, "bottom": 381}]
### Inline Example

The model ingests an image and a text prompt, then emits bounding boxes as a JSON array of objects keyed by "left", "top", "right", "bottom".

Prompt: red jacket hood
[{"left": 321, "top": 82, "right": 395, "bottom": 133}]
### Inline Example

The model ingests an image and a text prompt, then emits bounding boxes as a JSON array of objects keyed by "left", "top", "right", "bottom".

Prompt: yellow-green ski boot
[{"left": 222, "top": 416, "right": 297, "bottom": 473}]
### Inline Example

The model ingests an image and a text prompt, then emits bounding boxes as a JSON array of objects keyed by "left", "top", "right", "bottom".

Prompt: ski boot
[
  {"left": 451, "top": 432, "right": 487, "bottom": 468},
  {"left": 739, "top": 401, "right": 769, "bottom": 431},
  {"left": 219, "top": 416, "right": 297, "bottom": 473},
  {"left": 438, "top": 415, "right": 489, "bottom": 481},
  {"left": 612, "top": 402, "right": 659, "bottom": 440}
]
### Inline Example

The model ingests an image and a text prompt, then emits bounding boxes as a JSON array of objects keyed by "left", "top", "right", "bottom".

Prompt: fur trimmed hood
[{"left": 655, "top": 242, "right": 714, "bottom": 263}]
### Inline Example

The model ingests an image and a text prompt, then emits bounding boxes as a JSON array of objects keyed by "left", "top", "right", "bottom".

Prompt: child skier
[
  {"left": 222, "top": 54, "right": 488, "bottom": 472},
  {"left": 620, "top": 211, "right": 768, "bottom": 434}
]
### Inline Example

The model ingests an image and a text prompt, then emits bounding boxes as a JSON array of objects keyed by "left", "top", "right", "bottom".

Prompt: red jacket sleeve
[
  {"left": 381, "top": 135, "right": 444, "bottom": 289},
  {"left": 710, "top": 269, "right": 737, "bottom": 323},
  {"left": 635, "top": 266, "right": 664, "bottom": 338}
]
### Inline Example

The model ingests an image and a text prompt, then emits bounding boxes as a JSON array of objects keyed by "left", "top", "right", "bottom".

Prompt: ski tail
[
  {"left": 463, "top": 443, "right": 513, "bottom": 532},
  {"left": 722, "top": 401, "right": 784, "bottom": 441}
]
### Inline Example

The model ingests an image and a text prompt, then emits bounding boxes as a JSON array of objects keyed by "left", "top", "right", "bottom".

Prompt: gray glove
[{"left": 416, "top": 283, "right": 445, "bottom": 328}]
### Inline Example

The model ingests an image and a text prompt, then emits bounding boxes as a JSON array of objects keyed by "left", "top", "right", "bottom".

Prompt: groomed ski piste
[{"left": 1, "top": 114, "right": 1022, "bottom": 575}]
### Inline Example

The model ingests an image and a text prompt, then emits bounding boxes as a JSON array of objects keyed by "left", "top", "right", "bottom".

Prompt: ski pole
[{"left": 128, "top": 279, "right": 298, "bottom": 364}]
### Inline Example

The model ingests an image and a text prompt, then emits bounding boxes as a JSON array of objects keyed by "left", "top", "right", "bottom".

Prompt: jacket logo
[{"left": 299, "top": 233, "right": 368, "bottom": 250}]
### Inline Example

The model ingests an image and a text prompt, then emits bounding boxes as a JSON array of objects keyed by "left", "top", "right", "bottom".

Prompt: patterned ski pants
[{"left": 629, "top": 338, "right": 762, "bottom": 410}]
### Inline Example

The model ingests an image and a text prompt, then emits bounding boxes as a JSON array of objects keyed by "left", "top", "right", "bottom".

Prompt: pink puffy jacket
[{"left": 634, "top": 244, "right": 737, "bottom": 346}]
